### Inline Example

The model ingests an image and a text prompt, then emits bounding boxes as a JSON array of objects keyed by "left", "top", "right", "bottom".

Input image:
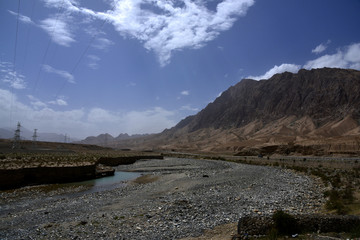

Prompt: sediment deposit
[{"left": 0, "top": 158, "right": 325, "bottom": 239}]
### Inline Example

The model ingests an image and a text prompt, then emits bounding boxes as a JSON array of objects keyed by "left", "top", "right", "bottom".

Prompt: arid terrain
[
  {"left": 0, "top": 157, "right": 326, "bottom": 239},
  {"left": 81, "top": 68, "right": 360, "bottom": 157},
  {"left": 2, "top": 68, "right": 360, "bottom": 239}
]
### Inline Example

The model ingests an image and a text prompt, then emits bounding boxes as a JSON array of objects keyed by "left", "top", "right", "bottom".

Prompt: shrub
[
  {"left": 324, "top": 189, "right": 349, "bottom": 215},
  {"left": 272, "top": 210, "right": 299, "bottom": 235}
]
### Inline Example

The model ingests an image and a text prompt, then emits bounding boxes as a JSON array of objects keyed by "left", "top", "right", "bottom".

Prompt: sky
[{"left": 1, "top": 0, "right": 360, "bottom": 140}]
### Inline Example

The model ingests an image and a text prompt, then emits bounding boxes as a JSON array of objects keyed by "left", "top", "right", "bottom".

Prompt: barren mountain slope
[{"left": 111, "top": 68, "right": 360, "bottom": 155}]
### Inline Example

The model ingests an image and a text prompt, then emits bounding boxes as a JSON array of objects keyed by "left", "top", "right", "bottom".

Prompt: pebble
[{"left": 0, "top": 157, "right": 325, "bottom": 240}]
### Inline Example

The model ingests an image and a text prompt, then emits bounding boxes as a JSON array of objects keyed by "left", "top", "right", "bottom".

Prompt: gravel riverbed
[{"left": 0, "top": 157, "right": 325, "bottom": 239}]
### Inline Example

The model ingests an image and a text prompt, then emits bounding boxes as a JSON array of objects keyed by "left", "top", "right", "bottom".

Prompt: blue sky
[{"left": 1, "top": 0, "right": 360, "bottom": 139}]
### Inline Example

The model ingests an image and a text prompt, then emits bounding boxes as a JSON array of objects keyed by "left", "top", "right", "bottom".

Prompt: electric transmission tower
[
  {"left": 32, "top": 129, "right": 38, "bottom": 147},
  {"left": 12, "top": 122, "right": 21, "bottom": 149}
]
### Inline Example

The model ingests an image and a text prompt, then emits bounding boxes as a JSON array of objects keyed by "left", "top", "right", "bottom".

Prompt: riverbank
[
  {"left": 0, "top": 150, "right": 163, "bottom": 190},
  {"left": 0, "top": 157, "right": 325, "bottom": 239}
]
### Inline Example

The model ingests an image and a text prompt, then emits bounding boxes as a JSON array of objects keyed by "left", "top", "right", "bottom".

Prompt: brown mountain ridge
[{"left": 86, "top": 68, "right": 360, "bottom": 156}]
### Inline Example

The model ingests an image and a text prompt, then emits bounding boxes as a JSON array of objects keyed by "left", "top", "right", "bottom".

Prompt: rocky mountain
[
  {"left": 109, "top": 68, "right": 360, "bottom": 156},
  {"left": 80, "top": 133, "right": 151, "bottom": 146},
  {"left": 175, "top": 68, "right": 360, "bottom": 131}
]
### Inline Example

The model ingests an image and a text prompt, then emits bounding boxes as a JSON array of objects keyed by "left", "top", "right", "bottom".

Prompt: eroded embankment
[{"left": 0, "top": 155, "right": 163, "bottom": 190}]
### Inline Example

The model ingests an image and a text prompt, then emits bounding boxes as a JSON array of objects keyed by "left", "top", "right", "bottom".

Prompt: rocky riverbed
[{"left": 0, "top": 157, "right": 325, "bottom": 239}]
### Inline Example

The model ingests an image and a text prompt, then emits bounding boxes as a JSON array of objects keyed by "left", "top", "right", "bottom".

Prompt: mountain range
[{"left": 83, "top": 68, "right": 360, "bottom": 156}]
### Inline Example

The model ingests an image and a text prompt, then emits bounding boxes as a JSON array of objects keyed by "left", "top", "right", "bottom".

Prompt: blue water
[
  {"left": 61, "top": 171, "right": 141, "bottom": 196},
  {"left": 79, "top": 171, "right": 141, "bottom": 187}
]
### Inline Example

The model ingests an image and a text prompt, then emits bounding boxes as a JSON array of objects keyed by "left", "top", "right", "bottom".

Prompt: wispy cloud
[
  {"left": 49, "top": 97, "right": 68, "bottom": 106},
  {"left": 92, "top": 37, "right": 114, "bottom": 50},
  {"left": 248, "top": 64, "right": 301, "bottom": 80},
  {"left": 87, "top": 55, "right": 101, "bottom": 70},
  {"left": 27, "top": 95, "right": 47, "bottom": 109},
  {"left": 0, "top": 61, "right": 26, "bottom": 89},
  {"left": 181, "top": 90, "right": 190, "bottom": 96},
  {"left": 42, "top": 0, "right": 255, "bottom": 66},
  {"left": 312, "top": 40, "right": 331, "bottom": 54},
  {"left": 42, "top": 64, "right": 75, "bottom": 83},
  {"left": 8, "top": 10, "right": 35, "bottom": 25},
  {"left": 180, "top": 105, "right": 199, "bottom": 112},
  {"left": 39, "top": 17, "right": 75, "bottom": 47}
]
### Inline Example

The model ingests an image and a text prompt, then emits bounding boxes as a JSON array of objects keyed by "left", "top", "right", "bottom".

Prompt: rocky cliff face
[
  {"left": 112, "top": 68, "right": 360, "bottom": 155},
  {"left": 176, "top": 68, "right": 360, "bottom": 132}
]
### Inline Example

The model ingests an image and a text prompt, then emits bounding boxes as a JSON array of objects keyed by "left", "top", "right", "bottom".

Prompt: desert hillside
[{"left": 86, "top": 68, "right": 360, "bottom": 156}]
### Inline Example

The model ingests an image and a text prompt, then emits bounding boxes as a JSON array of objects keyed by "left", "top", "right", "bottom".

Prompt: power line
[
  {"left": 13, "top": 0, "right": 21, "bottom": 69},
  {"left": 9, "top": 0, "right": 21, "bottom": 127},
  {"left": 55, "top": 5, "right": 116, "bottom": 98},
  {"left": 20, "top": 0, "right": 37, "bottom": 71},
  {"left": 32, "top": 0, "right": 66, "bottom": 94}
]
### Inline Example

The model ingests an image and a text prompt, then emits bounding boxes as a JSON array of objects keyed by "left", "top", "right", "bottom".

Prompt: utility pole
[
  {"left": 12, "top": 122, "right": 21, "bottom": 149},
  {"left": 64, "top": 134, "right": 67, "bottom": 143},
  {"left": 32, "top": 129, "right": 38, "bottom": 147}
]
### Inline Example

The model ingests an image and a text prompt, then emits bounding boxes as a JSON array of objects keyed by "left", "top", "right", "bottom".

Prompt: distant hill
[
  {"left": 106, "top": 68, "right": 360, "bottom": 156},
  {"left": 80, "top": 133, "right": 151, "bottom": 146},
  {"left": 0, "top": 127, "right": 78, "bottom": 143}
]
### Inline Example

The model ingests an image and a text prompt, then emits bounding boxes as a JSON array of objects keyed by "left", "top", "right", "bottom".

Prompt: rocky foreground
[{"left": 0, "top": 158, "right": 325, "bottom": 239}]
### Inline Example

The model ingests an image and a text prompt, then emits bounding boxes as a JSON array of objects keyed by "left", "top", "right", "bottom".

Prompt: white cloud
[
  {"left": 248, "top": 63, "right": 301, "bottom": 80},
  {"left": 92, "top": 37, "right": 114, "bottom": 50},
  {"left": 42, "top": 0, "right": 255, "bottom": 66},
  {"left": 180, "top": 105, "right": 199, "bottom": 112},
  {"left": 247, "top": 42, "right": 360, "bottom": 81},
  {"left": 88, "top": 107, "right": 176, "bottom": 135},
  {"left": 181, "top": 90, "right": 190, "bottom": 96},
  {"left": 304, "top": 42, "right": 360, "bottom": 70},
  {"left": 49, "top": 98, "right": 68, "bottom": 106},
  {"left": 312, "top": 40, "right": 331, "bottom": 54},
  {"left": 42, "top": 64, "right": 75, "bottom": 83},
  {"left": 122, "top": 107, "right": 176, "bottom": 134},
  {"left": 27, "top": 95, "right": 47, "bottom": 109},
  {"left": 40, "top": 17, "right": 75, "bottom": 47},
  {"left": 0, "top": 62, "right": 27, "bottom": 89},
  {"left": 8, "top": 10, "right": 35, "bottom": 25},
  {"left": 87, "top": 55, "right": 101, "bottom": 70},
  {"left": 0, "top": 89, "right": 178, "bottom": 138},
  {"left": 0, "top": 88, "right": 88, "bottom": 137}
]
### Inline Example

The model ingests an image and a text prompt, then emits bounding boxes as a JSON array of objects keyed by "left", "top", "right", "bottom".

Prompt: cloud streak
[
  {"left": 8, "top": 10, "right": 35, "bottom": 25},
  {"left": 311, "top": 40, "right": 331, "bottom": 54},
  {"left": 39, "top": 17, "right": 75, "bottom": 47},
  {"left": 42, "top": 64, "right": 75, "bottom": 83}
]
